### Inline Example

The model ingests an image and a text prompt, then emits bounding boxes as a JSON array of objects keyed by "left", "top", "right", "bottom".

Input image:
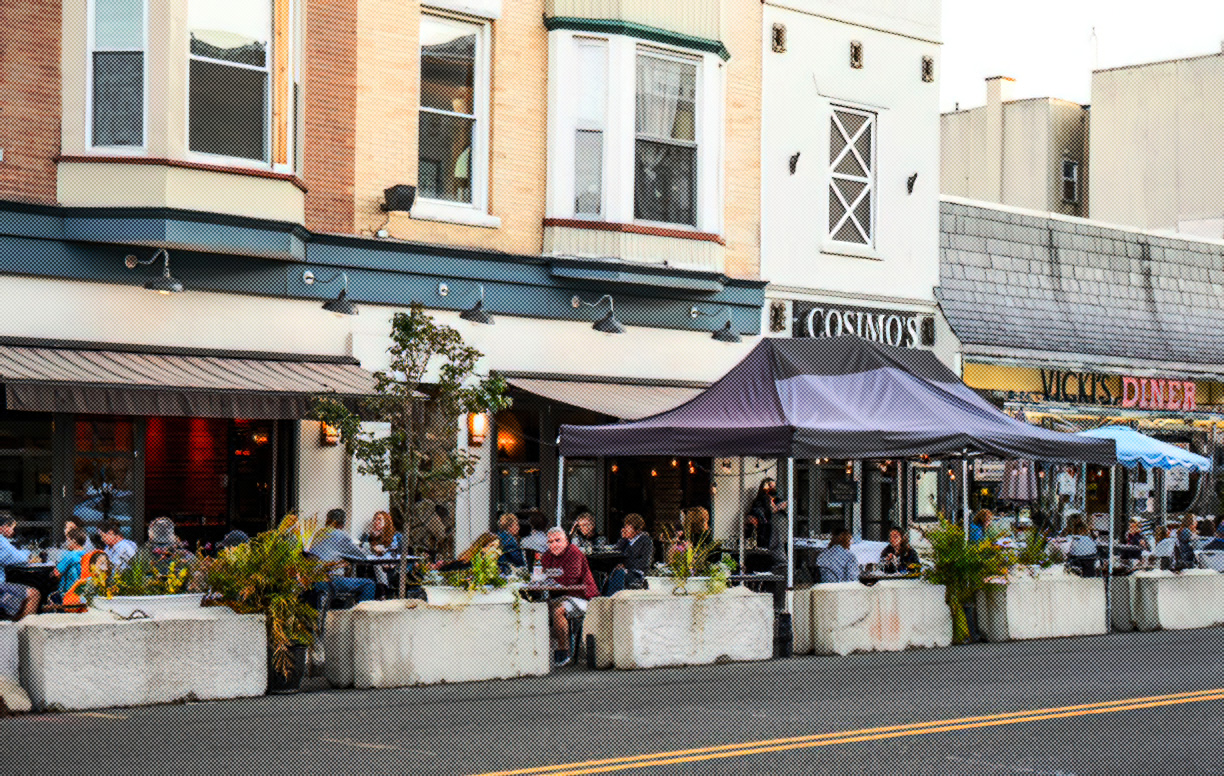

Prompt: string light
[
  {"left": 671, "top": 459, "right": 678, "bottom": 468},
  {"left": 610, "top": 462, "right": 618, "bottom": 474}
]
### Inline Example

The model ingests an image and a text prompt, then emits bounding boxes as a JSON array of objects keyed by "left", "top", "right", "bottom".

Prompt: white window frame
[
  {"left": 572, "top": 36, "right": 608, "bottom": 220},
  {"left": 185, "top": 0, "right": 276, "bottom": 169},
  {"left": 827, "top": 105, "right": 877, "bottom": 250},
  {"left": 632, "top": 45, "right": 702, "bottom": 230},
  {"left": 546, "top": 31, "right": 723, "bottom": 236},
  {"left": 1062, "top": 158, "right": 1080, "bottom": 204},
  {"left": 86, "top": 0, "right": 148, "bottom": 152},
  {"left": 411, "top": 11, "right": 498, "bottom": 228}
]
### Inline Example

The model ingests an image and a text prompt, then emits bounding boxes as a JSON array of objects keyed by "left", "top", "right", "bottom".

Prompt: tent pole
[
  {"left": 739, "top": 458, "right": 746, "bottom": 574},
  {"left": 555, "top": 454, "right": 565, "bottom": 528},
  {"left": 1106, "top": 464, "right": 1116, "bottom": 632},
  {"left": 962, "top": 455, "right": 970, "bottom": 539},
  {"left": 786, "top": 456, "right": 795, "bottom": 608}
]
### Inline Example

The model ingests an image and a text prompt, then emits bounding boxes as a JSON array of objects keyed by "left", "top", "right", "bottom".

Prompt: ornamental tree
[{"left": 313, "top": 303, "right": 510, "bottom": 597}]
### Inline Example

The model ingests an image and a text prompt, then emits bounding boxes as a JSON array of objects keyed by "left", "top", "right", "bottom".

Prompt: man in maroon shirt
[{"left": 540, "top": 527, "right": 598, "bottom": 666}]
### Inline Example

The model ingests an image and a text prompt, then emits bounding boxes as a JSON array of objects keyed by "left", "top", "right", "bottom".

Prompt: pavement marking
[{"left": 470, "top": 688, "right": 1224, "bottom": 776}]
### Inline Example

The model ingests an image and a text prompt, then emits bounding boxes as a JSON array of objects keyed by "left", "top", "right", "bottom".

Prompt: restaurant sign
[
  {"left": 792, "top": 302, "right": 933, "bottom": 348},
  {"left": 1039, "top": 370, "right": 1196, "bottom": 410}
]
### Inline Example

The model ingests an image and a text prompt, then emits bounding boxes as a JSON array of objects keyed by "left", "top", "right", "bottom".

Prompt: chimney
[{"left": 985, "top": 76, "right": 1015, "bottom": 204}]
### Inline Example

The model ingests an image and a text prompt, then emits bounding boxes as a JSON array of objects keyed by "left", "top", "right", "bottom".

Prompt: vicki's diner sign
[{"left": 1040, "top": 370, "right": 1196, "bottom": 411}]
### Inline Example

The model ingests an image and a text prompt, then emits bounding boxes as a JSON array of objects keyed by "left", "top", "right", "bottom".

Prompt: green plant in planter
[
  {"left": 87, "top": 548, "right": 194, "bottom": 601},
  {"left": 441, "top": 543, "right": 508, "bottom": 592},
  {"left": 920, "top": 516, "right": 1013, "bottom": 644},
  {"left": 205, "top": 515, "right": 330, "bottom": 678},
  {"left": 655, "top": 530, "right": 736, "bottom": 594},
  {"left": 1014, "top": 526, "right": 1055, "bottom": 570}
]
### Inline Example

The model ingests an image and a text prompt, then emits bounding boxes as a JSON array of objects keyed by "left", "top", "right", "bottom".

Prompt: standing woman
[{"left": 746, "top": 478, "right": 787, "bottom": 547}]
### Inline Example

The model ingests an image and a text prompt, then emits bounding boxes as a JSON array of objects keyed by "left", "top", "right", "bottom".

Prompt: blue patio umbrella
[{"left": 1077, "top": 425, "right": 1211, "bottom": 472}]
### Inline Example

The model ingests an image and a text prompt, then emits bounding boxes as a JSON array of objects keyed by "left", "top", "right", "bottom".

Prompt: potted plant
[
  {"left": 646, "top": 532, "right": 737, "bottom": 595},
  {"left": 920, "top": 516, "right": 1013, "bottom": 643},
  {"left": 87, "top": 549, "right": 203, "bottom": 618},
  {"left": 1011, "top": 525, "right": 1057, "bottom": 577},
  {"left": 205, "top": 515, "right": 331, "bottom": 694},
  {"left": 421, "top": 539, "right": 518, "bottom": 606}
]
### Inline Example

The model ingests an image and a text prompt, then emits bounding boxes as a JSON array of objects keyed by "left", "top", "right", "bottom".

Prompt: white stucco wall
[
  {"left": 1090, "top": 53, "right": 1224, "bottom": 233},
  {"left": 760, "top": 3, "right": 941, "bottom": 303}
]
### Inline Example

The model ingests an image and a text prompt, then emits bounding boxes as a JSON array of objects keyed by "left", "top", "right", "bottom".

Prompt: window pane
[
  {"left": 188, "top": 0, "right": 270, "bottom": 67},
  {"left": 418, "top": 111, "right": 474, "bottom": 203},
  {"left": 421, "top": 16, "right": 476, "bottom": 114},
  {"left": 73, "top": 457, "right": 136, "bottom": 536},
  {"left": 95, "top": 0, "right": 143, "bottom": 50},
  {"left": 575, "top": 40, "right": 607, "bottom": 127},
  {"left": 189, "top": 59, "right": 268, "bottom": 160},
  {"left": 635, "top": 139, "right": 696, "bottom": 226},
  {"left": 93, "top": 51, "right": 143, "bottom": 146},
  {"left": 636, "top": 55, "right": 696, "bottom": 142},
  {"left": 575, "top": 129, "right": 603, "bottom": 216}
]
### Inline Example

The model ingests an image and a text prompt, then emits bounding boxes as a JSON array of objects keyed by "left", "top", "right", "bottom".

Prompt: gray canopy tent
[{"left": 557, "top": 337, "right": 1117, "bottom": 599}]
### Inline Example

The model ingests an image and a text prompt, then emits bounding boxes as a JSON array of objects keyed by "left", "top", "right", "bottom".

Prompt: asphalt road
[{"left": 5, "top": 627, "right": 1224, "bottom": 776}]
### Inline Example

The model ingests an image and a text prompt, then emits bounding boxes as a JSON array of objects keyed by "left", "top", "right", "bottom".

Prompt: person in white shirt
[
  {"left": 98, "top": 519, "right": 138, "bottom": 571},
  {"left": 1056, "top": 465, "right": 1078, "bottom": 525}
]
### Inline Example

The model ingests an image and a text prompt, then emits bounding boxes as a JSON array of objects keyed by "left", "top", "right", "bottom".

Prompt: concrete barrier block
[
  {"left": 325, "top": 599, "right": 550, "bottom": 689},
  {"left": 790, "top": 587, "right": 813, "bottom": 655},
  {"left": 584, "top": 596, "right": 615, "bottom": 669},
  {"left": 19, "top": 609, "right": 267, "bottom": 711},
  {"left": 610, "top": 588, "right": 771, "bottom": 670},
  {"left": 809, "top": 580, "right": 951, "bottom": 656},
  {"left": 977, "top": 575, "right": 1106, "bottom": 642},
  {"left": 1133, "top": 570, "right": 1224, "bottom": 631},
  {"left": 0, "top": 622, "right": 17, "bottom": 685},
  {"left": 1109, "top": 576, "right": 1137, "bottom": 632}
]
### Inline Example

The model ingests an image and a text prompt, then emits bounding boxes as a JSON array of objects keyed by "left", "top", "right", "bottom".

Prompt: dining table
[
  {"left": 4, "top": 562, "right": 59, "bottom": 601},
  {"left": 517, "top": 582, "right": 589, "bottom": 602},
  {"left": 728, "top": 572, "right": 786, "bottom": 610}
]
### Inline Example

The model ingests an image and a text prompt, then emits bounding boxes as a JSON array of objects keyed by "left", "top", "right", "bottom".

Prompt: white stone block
[
  {"left": 609, "top": 587, "right": 772, "bottom": 670},
  {"left": 1109, "top": 576, "right": 1137, "bottom": 632},
  {"left": 0, "top": 622, "right": 17, "bottom": 684},
  {"left": 810, "top": 580, "right": 951, "bottom": 656},
  {"left": 325, "top": 598, "right": 550, "bottom": 689},
  {"left": 20, "top": 609, "right": 267, "bottom": 711},
  {"left": 584, "top": 596, "right": 615, "bottom": 669},
  {"left": 1133, "top": 570, "right": 1224, "bottom": 632},
  {"left": 790, "top": 588, "right": 814, "bottom": 655},
  {"left": 0, "top": 676, "right": 30, "bottom": 714},
  {"left": 976, "top": 575, "right": 1106, "bottom": 642}
]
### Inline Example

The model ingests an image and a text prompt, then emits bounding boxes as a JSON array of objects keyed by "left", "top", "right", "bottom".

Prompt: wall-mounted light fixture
[
  {"left": 125, "top": 248, "right": 184, "bottom": 294},
  {"left": 380, "top": 184, "right": 416, "bottom": 214},
  {"left": 459, "top": 283, "right": 494, "bottom": 325},
  {"left": 467, "top": 412, "right": 489, "bottom": 446},
  {"left": 320, "top": 422, "right": 340, "bottom": 446},
  {"left": 572, "top": 294, "right": 625, "bottom": 334},
  {"left": 690, "top": 306, "right": 742, "bottom": 343},
  {"left": 303, "top": 269, "right": 358, "bottom": 316}
]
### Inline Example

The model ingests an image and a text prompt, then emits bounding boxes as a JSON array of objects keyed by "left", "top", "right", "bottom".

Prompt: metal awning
[
  {"left": 0, "top": 340, "right": 376, "bottom": 419},
  {"left": 504, "top": 374, "right": 705, "bottom": 421}
]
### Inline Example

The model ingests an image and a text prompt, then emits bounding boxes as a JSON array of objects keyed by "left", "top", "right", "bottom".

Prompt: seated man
[
  {"left": 309, "top": 508, "right": 377, "bottom": 604},
  {"left": 98, "top": 519, "right": 138, "bottom": 571},
  {"left": 815, "top": 528, "right": 858, "bottom": 583},
  {"left": 540, "top": 527, "right": 598, "bottom": 667},
  {"left": 1204, "top": 523, "right": 1224, "bottom": 551},
  {"left": 0, "top": 515, "right": 39, "bottom": 620},
  {"left": 496, "top": 512, "right": 525, "bottom": 572},
  {"left": 604, "top": 513, "right": 654, "bottom": 595}
]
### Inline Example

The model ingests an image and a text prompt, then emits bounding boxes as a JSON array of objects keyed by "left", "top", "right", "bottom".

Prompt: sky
[{"left": 939, "top": 0, "right": 1224, "bottom": 112}]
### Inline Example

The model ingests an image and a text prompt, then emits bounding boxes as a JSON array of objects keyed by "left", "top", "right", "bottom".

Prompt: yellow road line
[{"left": 470, "top": 687, "right": 1224, "bottom": 776}]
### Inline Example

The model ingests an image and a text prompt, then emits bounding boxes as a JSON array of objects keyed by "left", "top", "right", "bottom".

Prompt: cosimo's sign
[
  {"left": 1039, "top": 370, "right": 1197, "bottom": 411},
  {"left": 792, "top": 302, "right": 933, "bottom": 348}
]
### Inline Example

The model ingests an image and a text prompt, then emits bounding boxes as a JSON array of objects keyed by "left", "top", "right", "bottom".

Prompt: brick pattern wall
[
  {"left": 0, "top": 0, "right": 60, "bottom": 204},
  {"left": 722, "top": 0, "right": 762, "bottom": 281},
  {"left": 304, "top": 0, "right": 358, "bottom": 234}
]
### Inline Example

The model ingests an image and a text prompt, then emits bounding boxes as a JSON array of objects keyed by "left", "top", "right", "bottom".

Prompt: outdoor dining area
[{"left": 5, "top": 336, "right": 1224, "bottom": 713}]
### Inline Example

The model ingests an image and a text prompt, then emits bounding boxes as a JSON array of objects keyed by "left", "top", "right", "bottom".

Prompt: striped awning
[{"left": 0, "top": 340, "right": 376, "bottom": 419}]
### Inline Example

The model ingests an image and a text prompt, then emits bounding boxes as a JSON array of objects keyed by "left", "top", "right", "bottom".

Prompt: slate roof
[{"left": 938, "top": 199, "right": 1224, "bottom": 369}]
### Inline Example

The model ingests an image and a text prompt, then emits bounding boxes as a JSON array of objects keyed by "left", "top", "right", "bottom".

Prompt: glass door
[{"left": 66, "top": 416, "right": 143, "bottom": 540}]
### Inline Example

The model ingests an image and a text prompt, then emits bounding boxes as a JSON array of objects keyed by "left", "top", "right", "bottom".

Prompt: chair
[{"left": 1198, "top": 550, "right": 1224, "bottom": 572}]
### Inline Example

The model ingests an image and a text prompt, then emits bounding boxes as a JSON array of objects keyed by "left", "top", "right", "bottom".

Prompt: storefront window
[
  {"left": 73, "top": 418, "right": 138, "bottom": 538},
  {"left": 0, "top": 415, "right": 53, "bottom": 544},
  {"left": 495, "top": 409, "right": 540, "bottom": 515}
]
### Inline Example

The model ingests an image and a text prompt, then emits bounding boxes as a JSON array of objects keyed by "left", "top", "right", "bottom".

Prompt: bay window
[{"left": 550, "top": 32, "right": 721, "bottom": 235}]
